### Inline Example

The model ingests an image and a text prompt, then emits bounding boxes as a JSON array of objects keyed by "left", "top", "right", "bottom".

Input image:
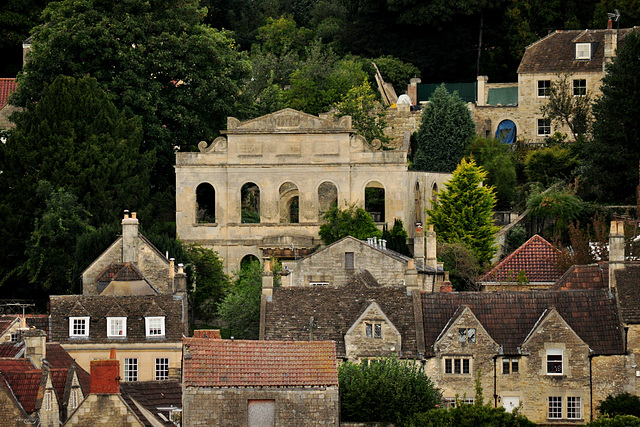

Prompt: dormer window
[
  {"left": 69, "top": 317, "right": 90, "bottom": 337},
  {"left": 365, "top": 323, "right": 382, "bottom": 339},
  {"left": 575, "top": 43, "right": 592, "bottom": 60},
  {"left": 145, "top": 316, "right": 165, "bottom": 337},
  {"left": 107, "top": 317, "right": 127, "bottom": 337}
]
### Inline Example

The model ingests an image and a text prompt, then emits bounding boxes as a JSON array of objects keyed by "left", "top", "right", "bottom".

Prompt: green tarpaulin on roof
[
  {"left": 487, "top": 87, "right": 518, "bottom": 106},
  {"left": 417, "top": 83, "right": 477, "bottom": 103}
]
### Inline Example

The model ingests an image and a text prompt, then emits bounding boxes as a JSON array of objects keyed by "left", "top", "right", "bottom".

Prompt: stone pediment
[{"left": 224, "top": 108, "right": 352, "bottom": 133}]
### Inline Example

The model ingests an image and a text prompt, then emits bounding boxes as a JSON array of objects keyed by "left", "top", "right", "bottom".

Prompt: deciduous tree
[
  {"left": 319, "top": 204, "right": 382, "bottom": 245},
  {"left": 541, "top": 73, "right": 593, "bottom": 140}
]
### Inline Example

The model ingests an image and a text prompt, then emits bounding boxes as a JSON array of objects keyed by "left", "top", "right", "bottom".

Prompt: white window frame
[
  {"left": 107, "top": 317, "right": 127, "bottom": 338},
  {"left": 546, "top": 348, "right": 563, "bottom": 375},
  {"left": 537, "top": 118, "right": 551, "bottom": 136},
  {"left": 567, "top": 396, "right": 581, "bottom": 419},
  {"left": 575, "top": 43, "right": 592, "bottom": 60},
  {"left": 44, "top": 390, "right": 52, "bottom": 411},
  {"left": 548, "top": 396, "right": 562, "bottom": 419},
  {"left": 69, "top": 317, "right": 90, "bottom": 337},
  {"left": 443, "top": 397, "right": 474, "bottom": 408},
  {"left": 155, "top": 357, "right": 170, "bottom": 380},
  {"left": 145, "top": 316, "right": 166, "bottom": 337},
  {"left": 573, "top": 79, "right": 587, "bottom": 96},
  {"left": 537, "top": 80, "right": 551, "bottom": 97},
  {"left": 124, "top": 358, "right": 138, "bottom": 381},
  {"left": 69, "top": 389, "right": 79, "bottom": 410}
]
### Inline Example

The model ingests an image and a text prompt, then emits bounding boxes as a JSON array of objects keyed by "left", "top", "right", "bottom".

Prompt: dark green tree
[
  {"left": 466, "top": 137, "right": 517, "bottom": 209},
  {"left": 382, "top": 218, "right": 411, "bottom": 256},
  {"left": 587, "top": 415, "right": 640, "bottom": 427},
  {"left": 580, "top": 31, "right": 640, "bottom": 203},
  {"left": 370, "top": 55, "right": 420, "bottom": 93},
  {"left": 185, "top": 245, "right": 230, "bottom": 326},
  {"left": 436, "top": 242, "right": 482, "bottom": 291},
  {"left": 413, "top": 85, "right": 476, "bottom": 172},
  {"left": 427, "top": 159, "right": 499, "bottom": 266},
  {"left": 339, "top": 357, "right": 441, "bottom": 425},
  {"left": 525, "top": 145, "right": 579, "bottom": 187},
  {"left": 319, "top": 204, "right": 382, "bottom": 245},
  {"left": 408, "top": 403, "right": 536, "bottom": 427},
  {"left": 12, "top": 0, "right": 250, "bottom": 192},
  {"left": 598, "top": 392, "right": 640, "bottom": 418},
  {"left": 217, "top": 260, "right": 263, "bottom": 339}
]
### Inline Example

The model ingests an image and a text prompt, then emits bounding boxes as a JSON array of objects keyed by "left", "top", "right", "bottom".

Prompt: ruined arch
[
  {"left": 318, "top": 181, "right": 338, "bottom": 218},
  {"left": 196, "top": 183, "right": 216, "bottom": 223},
  {"left": 431, "top": 183, "right": 439, "bottom": 207},
  {"left": 279, "top": 182, "right": 300, "bottom": 223},
  {"left": 240, "top": 254, "right": 260, "bottom": 269},
  {"left": 241, "top": 182, "right": 260, "bottom": 224},
  {"left": 365, "top": 181, "right": 385, "bottom": 223}
]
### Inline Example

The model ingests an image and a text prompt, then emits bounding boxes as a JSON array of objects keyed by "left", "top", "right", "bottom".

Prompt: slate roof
[
  {"left": 183, "top": 338, "right": 338, "bottom": 387},
  {"left": 421, "top": 289, "right": 623, "bottom": 356},
  {"left": 614, "top": 263, "right": 640, "bottom": 324},
  {"left": 120, "top": 380, "right": 182, "bottom": 427},
  {"left": 479, "top": 235, "right": 561, "bottom": 283},
  {"left": 46, "top": 343, "right": 90, "bottom": 394},
  {"left": 551, "top": 263, "right": 609, "bottom": 290},
  {"left": 518, "top": 28, "right": 637, "bottom": 74},
  {"left": 49, "top": 295, "right": 184, "bottom": 344},
  {"left": 0, "top": 78, "right": 17, "bottom": 109},
  {"left": 264, "top": 270, "right": 418, "bottom": 358}
]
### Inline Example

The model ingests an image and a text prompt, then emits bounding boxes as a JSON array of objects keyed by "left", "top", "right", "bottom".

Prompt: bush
[
  {"left": 319, "top": 204, "right": 382, "bottom": 245},
  {"left": 588, "top": 415, "right": 640, "bottom": 427},
  {"left": 407, "top": 404, "right": 536, "bottom": 427},
  {"left": 598, "top": 393, "right": 640, "bottom": 418}
]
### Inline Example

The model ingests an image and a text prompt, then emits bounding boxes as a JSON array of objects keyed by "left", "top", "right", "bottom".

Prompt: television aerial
[{"left": 607, "top": 9, "right": 620, "bottom": 22}]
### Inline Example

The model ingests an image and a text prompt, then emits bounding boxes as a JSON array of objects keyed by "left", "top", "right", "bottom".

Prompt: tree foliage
[
  {"left": 527, "top": 185, "right": 584, "bottom": 238},
  {"left": 580, "top": 31, "right": 640, "bottom": 203},
  {"left": 319, "top": 204, "right": 382, "bottom": 245},
  {"left": 217, "top": 260, "right": 263, "bottom": 339},
  {"left": 587, "top": 415, "right": 640, "bottom": 427},
  {"left": 382, "top": 218, "right": 411, "bottom": 256},
  {"left": 427, "top": 159, "right": 499, "bottom": 266},
  {"left": 466, "top": 137, "right": 517, "bottom": 209},
  {"left": 185, "top": 245, "right": 229, "bottom": 325},
  {"left": 413, "top": 85, "right": 476, "bottom": 172},
  {"left": 407, "top": 403, "right": 536, "bottom": 427},
  {"left": 541, "top": 73, "right": 593, "bottom": 139},
  {"left": 598, "top": 393, "right": 640, "bottom": 418},
  {"left": 436, "top": 242, "right": 482, "bottom": 291},
  {"left": 525, "top": 145, "right": 579, "bottom": 187},
  {"left": 334, "top": 79, "right": 389, "bottom": 145},
  {"left": 339, "top": 357, "right": 441, "bottom": 425}
]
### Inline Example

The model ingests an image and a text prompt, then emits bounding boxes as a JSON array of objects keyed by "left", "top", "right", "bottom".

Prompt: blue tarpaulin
[{"left": 495, "top": 120, "right": 517, "bottom": 144}]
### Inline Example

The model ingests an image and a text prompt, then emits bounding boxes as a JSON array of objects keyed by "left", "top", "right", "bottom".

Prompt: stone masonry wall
[
  {"left": 0, "top": 384, "right": 29, "bottom": 426},
  {"left": 344, "top": 303, "right": 402, "bottom": 360},
  {"left": 183, "top": 386, "right": 339, "bottom": 426},
  {"left": 65, "top": 394, "right": 144, "bottom": 427}
]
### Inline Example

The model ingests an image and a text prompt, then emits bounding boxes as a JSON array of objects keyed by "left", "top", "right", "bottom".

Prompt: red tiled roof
[
  {"left": 46, "top": 343, "right": 90, "bottom": 394},
  {"left": 0, "top": 358, "right": 35, "bottom": 373},
  {"left": 0, "top": 78, "right": 17, "bottom": 109},
  {"left": 0, "top": 342, "right": 24, "bottom": 358},
  {"left": 480, "top": 235, "right": 561, "bottom": 283},
  {"left": 0, "top": 314, "right": 51, "bottom": 341},
  {"left": 183, "top": 339, "right": 338, "bottom": 388},
  {"left": 0, "top": 318, "right": 17, "bottom": 336},
  {"left": 192, "top": 329, "right": 221, "bottom": 339},
  {"left": 551, "top": 263, "right": 609, "bottom": 290},
  {"left": 3, "top": 371, "right": 42, "bottom": 413},
  {"left": 50, "top": 368, "right": 68, "bottom": 403}
]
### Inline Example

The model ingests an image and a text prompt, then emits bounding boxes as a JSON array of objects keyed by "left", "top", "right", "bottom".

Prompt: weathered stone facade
[
  {"left": 64, "top": 394, "right": 144, "bottom": 427},
  {"left": 175, "top": 108, "right": 450, "bottom": 272},
  {"left": 182, "top": 386, "right": 339, "bottom": 426}
]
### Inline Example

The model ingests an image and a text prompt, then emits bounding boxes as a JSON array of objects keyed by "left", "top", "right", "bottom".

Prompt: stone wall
[
  {"left": 65, "top": 394, "right": 144, "bottom": 427},
  {"left": 0, "top": 384, "right": 30, "bottom": 426},
  {"left": 344, "top": 303, "right": 402, "bottom": 360},
  {"left": 383, "top": 107, "right": 422, "bottom": 148},
  {"left": 182, "top": 386, "right": 339, "bottom": 426}
]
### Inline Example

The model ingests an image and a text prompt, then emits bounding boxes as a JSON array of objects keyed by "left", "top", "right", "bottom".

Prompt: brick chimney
[
  {"left": 440, "top": 272, "right": 453, "bottom": 293},
  {"left": 609, "top": 220, "right": 625, "bottom": 290},
  {"left": 407, "top": 78, "right": 421, "bottom": 106},
  {"left": 23, "top": 329, "right": 47, "bottom": 369},
  {"left": 121, "top": 210, "right": 139, "bottom": 263},
  {"left": 90, "top": 350, "right": 120, "bottom": 394}
]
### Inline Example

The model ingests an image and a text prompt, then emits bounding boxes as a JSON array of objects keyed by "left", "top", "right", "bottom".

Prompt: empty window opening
[
  {"left": 241, "top": 182, "right": 260, "bottom": 223},
  {"left": 279, "top": 182, "right": 300, "bottom": 223},
  {"left": 241, "top": 254, "right": 260, "bottom": 270},
  {"left": 414, "top": 182, "right": 422, "bottom": 225},
  {"left": 196, "top": 183, "right": 216, "bottom": 223},
  {"left": 318, "top": 182, "right": 338, "bottom": 218},
  {"left": 365, "top": 182, "right": 385, "bottom": 222}
]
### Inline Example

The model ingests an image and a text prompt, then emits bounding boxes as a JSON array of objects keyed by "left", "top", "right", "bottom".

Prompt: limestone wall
[
  {"left": 65, "top": 394, "right": 144, "bottom": 427},
  {"left": 182, "top": 386, "right": 339, "bottom": 426}
]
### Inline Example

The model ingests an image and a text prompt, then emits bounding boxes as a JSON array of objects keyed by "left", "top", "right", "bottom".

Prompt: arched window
[
  {"left": 279, "top": 182, "right": 300, "bottom": 223},
  {"left": 241, "top": 183, "right": 260, "bottom": 224},
  {"left": 365, "top": 182, "right": 385, "bottom": 223},
  {"left": 196, "top": 183, "right": 216, "bottom": 223},
  {"left": 318, "top": 181, "right": 338, "bottom": 218},
  {"left": 414, "top": 182, "right": 422, "bottom": 225},
  {"left": 240, "top": 254, "right": 260, "bottom": 269},
  {"left": 431, "top": 183, "right": 439, "bottom": 206},
  {"left": 495, "top": 120, "right": 517, "bottom": 144}
]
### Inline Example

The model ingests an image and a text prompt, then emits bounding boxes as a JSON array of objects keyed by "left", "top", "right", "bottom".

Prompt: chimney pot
[
  {"left": 608, "top": 18, "right": 613, "bottom": 29},
  {"left": 132, "top": 212, "right": 137, "bottom": 219},
  {"left": 109, "top": 348, "right": 116, "bottom": 359}
]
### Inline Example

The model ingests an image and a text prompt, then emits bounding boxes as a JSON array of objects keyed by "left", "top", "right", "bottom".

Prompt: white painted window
[
  {"left": 44, "top": 390, "right": 52, "bottom": 411},
  {"left": 443, "top": 397, "right": 474, "bottom": 408},
  {"left": 538, "top": 80, "right": 551, "bottom": 97},
  {"left": 567, "top": 396, "right": 581, "bottom": 419},
  {"left": 548, "top": 396, "right": 562, "bottom": 419},
  {"left": 444, "top": 357, "right": 471, "bottom": 375},
  {"left": 575, "top": 43, "right": 592, "bottom": 59},
  {"left": 107, "top": 317, "right": 127, "bottom": 337},
  {"left": 145, "top": 317, "right": 165, "bottom": 337},
  {"left": 69, "top": 389, "right": 78, "bottom": 410},
  {"left": 69, "top": 317, "right": 89, "bottom": 337},
  {"left": 155, "top": 357, "right": 170, "bottom": 380},
  {"left": 124, "top": 358, "right": 138, "bottom": 381},
  {"left": 537, "top": 118, "right": 551, "bottom": 136},
  {"left": 546, "top": 349, "right": 563, "bottom": 375}
]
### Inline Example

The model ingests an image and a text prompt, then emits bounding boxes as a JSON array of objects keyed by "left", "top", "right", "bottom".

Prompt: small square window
[
  {"left": 538, "top": 80, "right": 551, "bottom": 97},
  {"left": 546, "top": 349, "right": 563, "bottom": 375},
  {"left": 10, "top": 333, "right": 18, "bottom": 342},
  {"left": 503, "top": 357, "right": 519, "bottom": 374},
  {"left": 145, "top": 317, "right": 165, "bottom": 337},
  {"left": 567, "top": 396, "right": 581, "bottom": 419},
  {"left": 537, "top": 118, "right": 551, "bottom": 136},
  {"left": 549, "top": 396, "right": 562, "bottom": 419},
  {"left": 576, "top": 43, "right": 592, "bottom": 60},
  {"left": 155, "top": 357, "right": 170, "bottom": 380},
  {"left": 573, "top": 79, "right": 587, "bottom": 96},
  {"left": 107, "top": 317, "right": 127, "bottom": 337},
  {"left": 69, "top": 317, "right": 90, "bottom": 337},
  {"left": 124, "top": 358, "right": 138, "bottom": 381},
  {"left": 458, "top": 328, "right": 476, "bottom": 343}
]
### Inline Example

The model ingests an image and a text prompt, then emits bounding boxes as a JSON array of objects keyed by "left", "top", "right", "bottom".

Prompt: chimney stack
[
  {"left": 121, "top": 210, "right": 139, "bottom": 263},
  {"left": 609, "top": 220, "right": 625, "bottom": 290},
  {"left": 90, "top": 350, "right": 120, "bottom": 394},
  {"left": 262, "top": 259, "right": 274, "bottom": 298},
  {"left": 426, "top": 225, "right": 438, "bottom": 270},
  {"left": 405, "top": 258, "right": 419, "bottom": 294},
  {"left": 23, "top": 329, "right": 47, "bottom": 369},
  {"left": 439, "top": 271, "right": 453, "bottom": 293},
  {"left": 413, "top": 223, "right": 425, "bottom": 269},
  {"left": 604, "top": 24, "right": 618, "bottom": 67}
]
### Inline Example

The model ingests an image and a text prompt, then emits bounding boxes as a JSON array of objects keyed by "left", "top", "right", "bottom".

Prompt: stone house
[
  {"left": 175, "top": 108, "right": 451, "bottom": 272},
  {"left": 120, "top": 380, "right": 182, "bottom": 426},
  {"left": 478, "top": 234, "right": 561, "bottom": 290},
  {"left": 0, "top": 314, "right": 51, "bottom": 343},
  {"left": 0, "top": 329, "right": 89, "bottom": 426},
  {"left": 182, "top": 337, "right": 339, "bottom": 426},
  {"left": 473, "top": 24, "right": 637, "bottom": 143},
  {"left": 0, "top": 78, "right": 17, "bottom": 130},
  {"left": 50, "top": 211, "right": 188, "bottom": 382}
]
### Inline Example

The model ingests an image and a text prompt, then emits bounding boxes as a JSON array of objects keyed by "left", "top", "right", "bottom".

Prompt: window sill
[{"left": 194, "top": 222, "right": 217, "bottom": 227}]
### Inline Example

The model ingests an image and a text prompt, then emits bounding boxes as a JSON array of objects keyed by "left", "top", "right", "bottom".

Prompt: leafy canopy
[
  {"left": 427, "top": 159, "right": 499, "bottom": 266},
  {"left": 334, "top": 79, "right": 389, "bottom": 145},
  {"left": 319, "top": 204, "right": 382, "bottom": 245},
  {"left": 466, "top": 137, "right": 516, "bottom": 209},
  {"left": 540, "top": 73, "right": 593, "bottom": 139},
  {"left": 413, "top": 85, "right": 476, "bottom": 172}
]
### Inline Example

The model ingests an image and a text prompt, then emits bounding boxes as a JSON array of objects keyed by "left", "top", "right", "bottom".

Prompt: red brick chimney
[
  {"left": 90, "top": 350, "right": 120, "bottom": 394},
  {"left": 440, "top": 271, "right": 453, "bottom": 293}
]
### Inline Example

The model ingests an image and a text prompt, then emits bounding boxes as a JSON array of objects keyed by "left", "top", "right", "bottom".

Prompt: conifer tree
[{"left": 427, "top": 159, "right": 499, "bottom": 266}]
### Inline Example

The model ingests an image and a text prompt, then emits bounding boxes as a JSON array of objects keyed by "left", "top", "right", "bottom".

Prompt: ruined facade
[{"left": 175, "top": 108, "right": 450, "bottom": 272}]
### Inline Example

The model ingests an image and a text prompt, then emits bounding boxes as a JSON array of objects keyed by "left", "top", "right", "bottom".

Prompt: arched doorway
[
  {"left": 241, "top": 182, "right": 260, "bottom": 223},
  {"left": 279, "top": 182, "right": 300, "bottom": 223}
]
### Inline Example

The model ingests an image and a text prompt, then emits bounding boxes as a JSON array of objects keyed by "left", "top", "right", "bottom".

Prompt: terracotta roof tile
[
  {"left": 46, "top": 343, "right": 90, "bottom": 394},
  {"left": 0, "top": 78, "right": 17, "bottom": 109},
  {"left": 183, "top": 339, "right": 338, "bottom": 387},
  {"left": 0, "top": 358, "right": 35, "bottom": 372},
  {"left": 0, "top": 342, "right": 24, "bottom": 358},
  {"left": 480, "top": 235, "right": 561, "bottom": 283},
  {"left": 193, "top": 329, "right": 221, "bottom": 339},
  {"left": 50, "top": 368, "right": 68, "bottom": 403},
  {"left": 421, "top": 289, "right": 623, "bottom": 356},
  {"left": 2, "top": 371, "right": 42, "bottom": 413},
  {"left": 120, "top": 380, "right": 182, "bottom": 427}
]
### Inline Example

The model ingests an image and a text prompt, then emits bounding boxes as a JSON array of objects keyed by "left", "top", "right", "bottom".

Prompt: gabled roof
[
  {"left": 183, "top": 338, "right": 338, "bottom": 388},
  {"left": 264, "top": 270, "right": 418, "bottom": 358},
  {"left": 120, "top": 380, "right": 182, "bottom": 427},
  {"left": 97, "top": 262, "right": 159, "bottom": 296},
  {"left": 479, "top": 235, "right": 561, "bottom": 283},
  {"left": 0, "top": 78, "right": 17, "bottom": 109},
  {"left": 551, "top": 262, "right": 608, "bottom": 290},
  {"left": 0, "top": 317, "right": 18, "bottom": 337},
  {"left": 518, "top": 28, "right": 637, "bottom": 74},
  {"left": 2, "top": 370, "right": 43, "bottom": 413},
  {"left": 421, "top": 289, "right": 623, "bottom": 356},
  {"left": 45, "top": 343, "right": 90, "bottom": 394},
  {"left": 614, "top": 263, "right": 640, "bottom": 324}
]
